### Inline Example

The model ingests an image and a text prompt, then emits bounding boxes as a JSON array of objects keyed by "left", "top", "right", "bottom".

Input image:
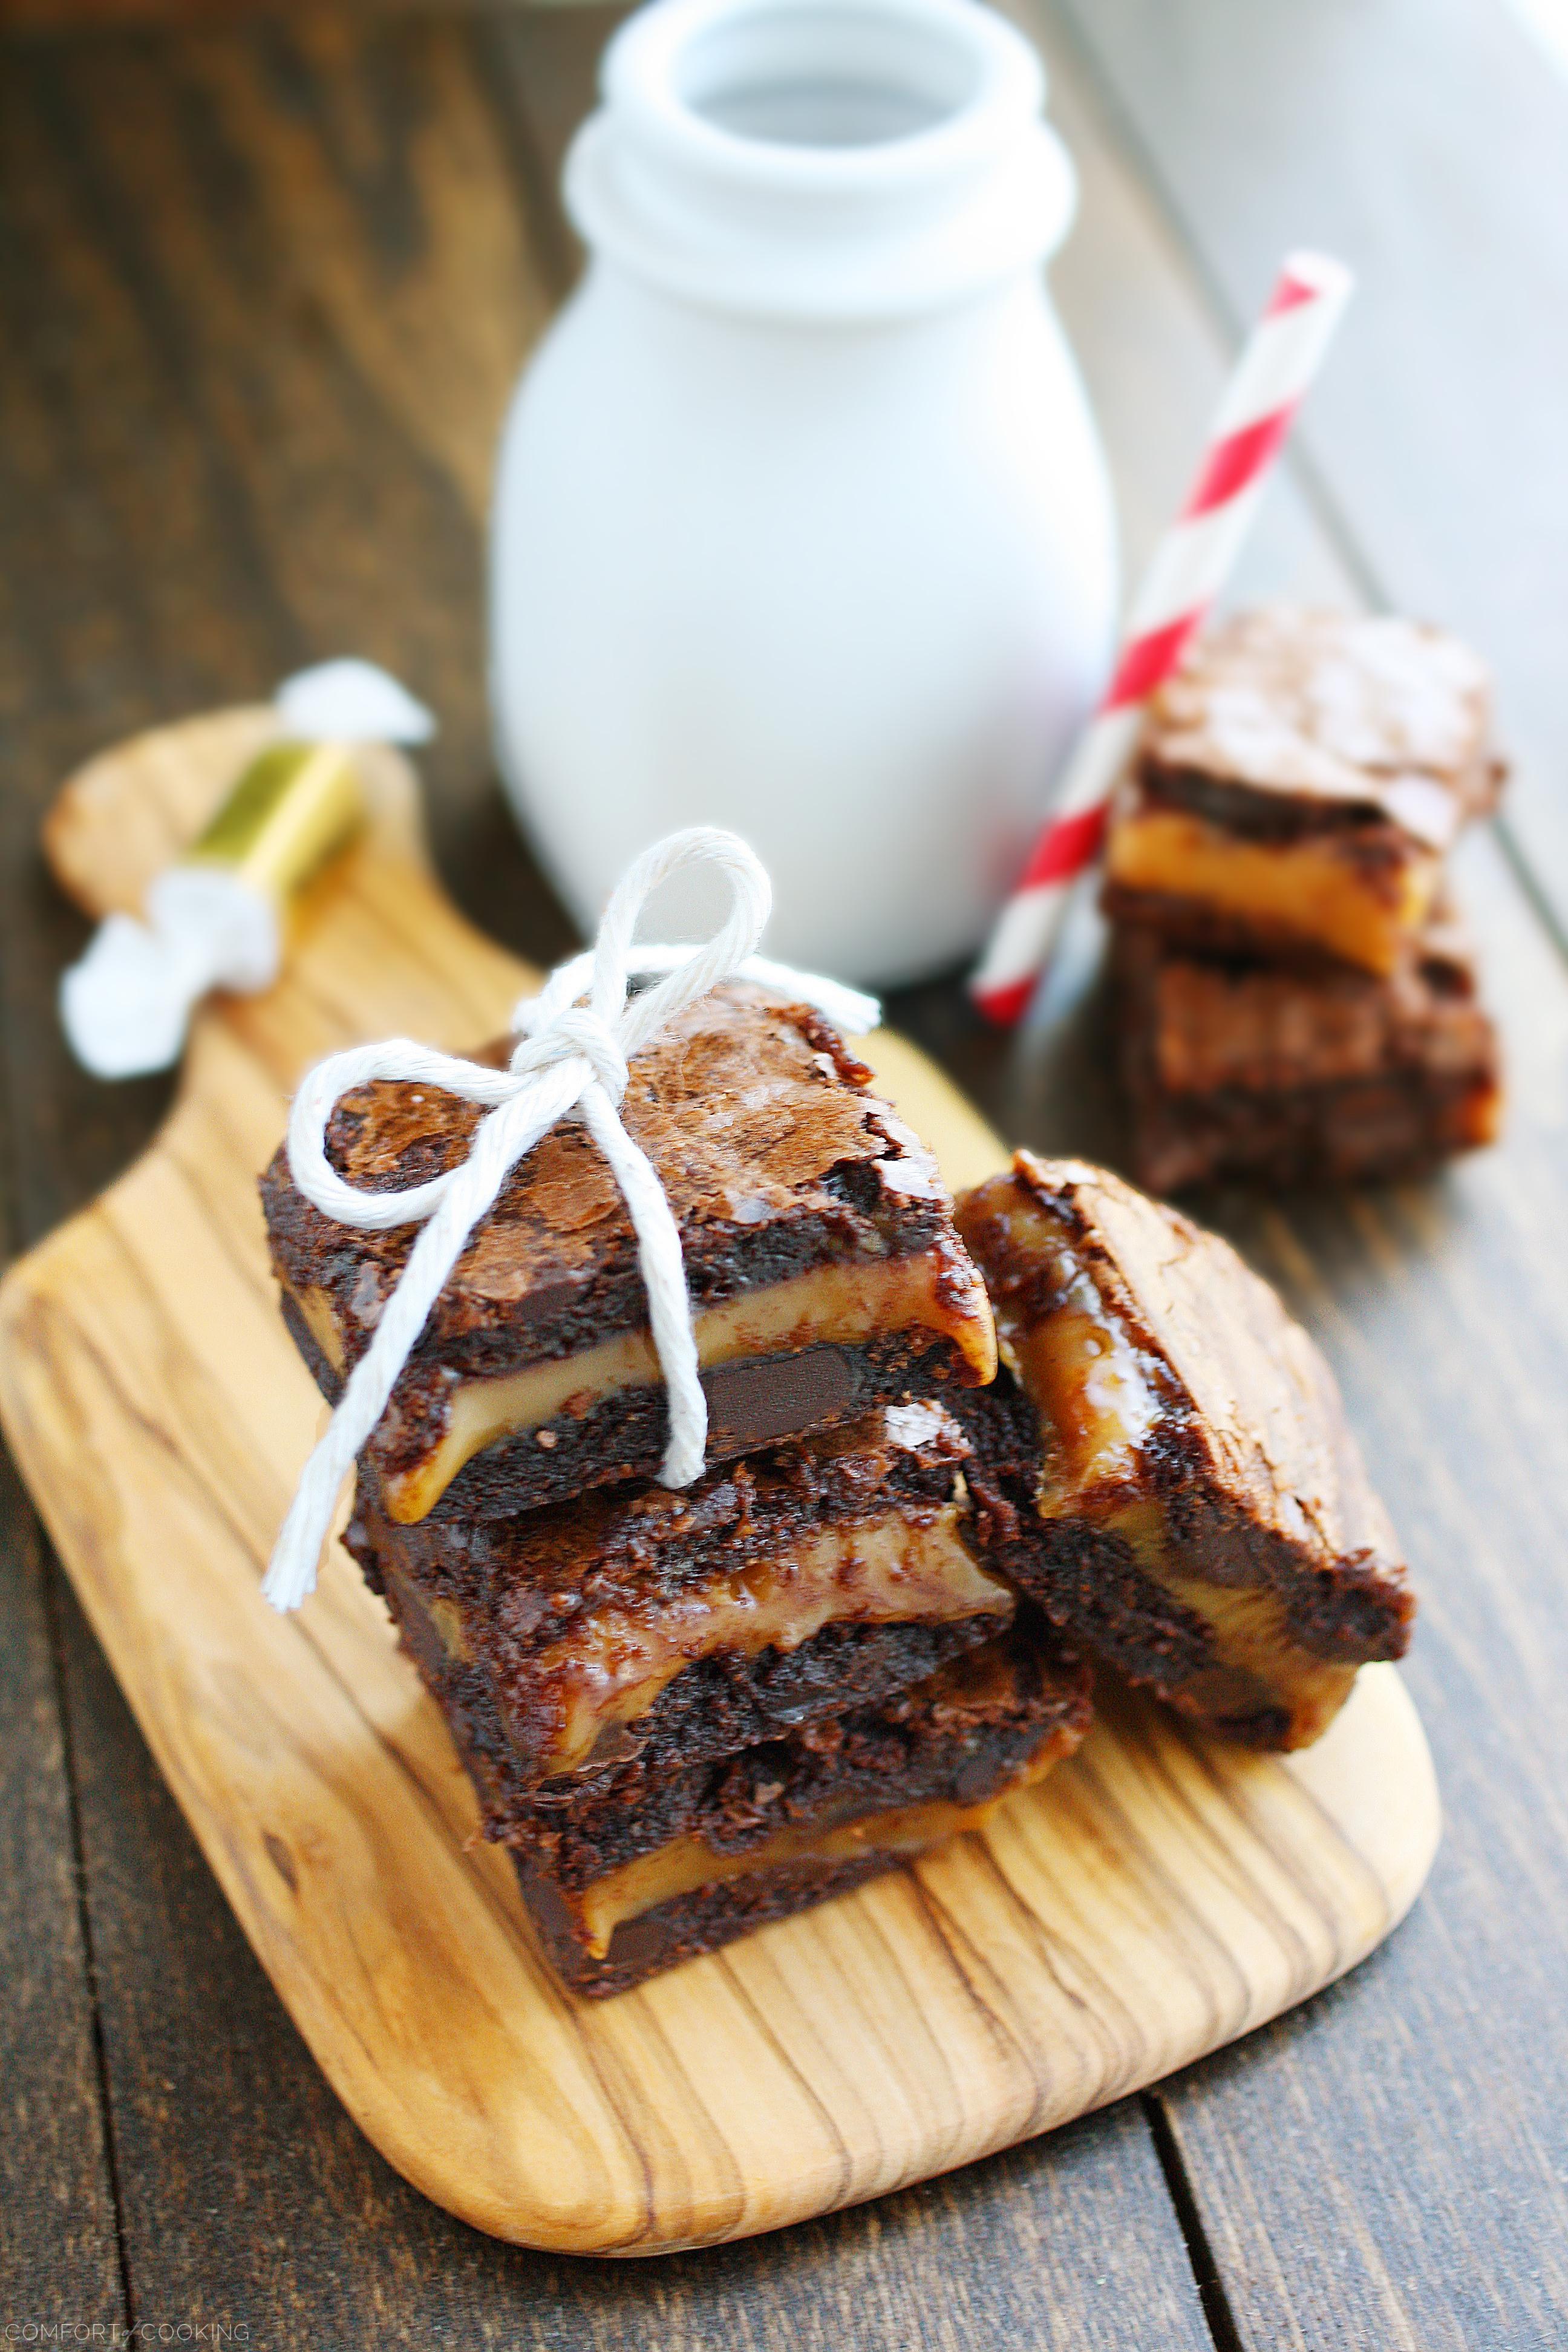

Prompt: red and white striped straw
[{"left": 970, "top": 250, "right": 1355, "bottom": 1025}]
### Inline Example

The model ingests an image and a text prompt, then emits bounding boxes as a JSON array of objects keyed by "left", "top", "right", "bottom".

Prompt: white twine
[{"left": 263, "top": 826, "right": 881, "bottom": 1612}]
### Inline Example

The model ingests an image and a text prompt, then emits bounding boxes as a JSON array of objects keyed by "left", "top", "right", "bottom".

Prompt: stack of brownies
[
  {"left": 1102, "top": 606, "right": 1505, "bottom": 1191},
  {"left": 262, "top": 977, "right": 1419, "bottom": 1998},
  {"left": 261, "top": 988, "right": 1094, "bottom": 1994}
]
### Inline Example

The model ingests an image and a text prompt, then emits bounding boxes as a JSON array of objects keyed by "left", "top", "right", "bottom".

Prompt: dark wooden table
[{"left": 5, "top": 3, "right": 1568, "bottom": 2344}]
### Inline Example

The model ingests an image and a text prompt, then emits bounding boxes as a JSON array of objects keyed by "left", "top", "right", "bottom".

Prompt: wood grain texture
[
  {"left": 0, "top": 8, "right": 573, "bottom": 1233},
  {"left": 39, "top": 1579, "right": 1220, "bottom": 2350},
  {"left": 0, "top": 713, "right": 1436, "bottom": 2255},
  {"left": 0, "top": 1463, "right": 126, "bottom": 2321},
  {"left": 0, "top": 597, "right": 128, "bottom": 2324}
]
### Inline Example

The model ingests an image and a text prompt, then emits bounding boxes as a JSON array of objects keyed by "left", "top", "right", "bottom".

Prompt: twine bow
[{"left": 264, "top": 826, "right": 880, "bottom": 1611}]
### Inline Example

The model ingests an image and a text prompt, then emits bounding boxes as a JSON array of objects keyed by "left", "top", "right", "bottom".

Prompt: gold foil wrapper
[{"left": 186, "top": 739, "right": 364, "bottom": 901}]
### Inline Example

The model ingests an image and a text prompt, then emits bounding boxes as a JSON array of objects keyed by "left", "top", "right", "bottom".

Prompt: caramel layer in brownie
[
  {"left": 291, "top": 1244, "right": 994, "bottom": 1524},
  {"left": 1104, "top": 801, "right": 1439, "bottom": 976},
  {"left": 1105, "top": 606, "right": 1503, "bottom": 976},
  {"left": 504, "top": 1627, "right": 1092, "bottom": 1988},
  {"left": 393, "top": 1503, "right": 1010, "bottom": 1781},
  {"left": 356, "top": 1400, "right": 1016, "bottom": 1787},
  {"left": 954, "top": 1155, "right": 1414, "bottom": 1749}
]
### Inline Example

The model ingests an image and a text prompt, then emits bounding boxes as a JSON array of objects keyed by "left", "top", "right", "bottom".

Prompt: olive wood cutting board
[{"left": 0, "top": 710, "right": 1440, "bottom": 2254}]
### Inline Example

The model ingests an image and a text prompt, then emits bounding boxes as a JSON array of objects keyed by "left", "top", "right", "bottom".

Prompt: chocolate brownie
[
  {"left": 499, "top": 1625, "right": 1091, "bottom": 1997},
  {"left": 350, "top": 1400, "right": 1015, "bottom": 1788},
  {"left": 1112, "top": 912, "right": 1503, "bottom": 1191},
  {"left": 1103, "top": 607, "right": 1503, "bottom": 975},
  {"left": 263, "top": 985, "right": 996, "bottom": 1523},
  {"left": 952, "top": 1154, "right": 1414, "bottom": 1749}
]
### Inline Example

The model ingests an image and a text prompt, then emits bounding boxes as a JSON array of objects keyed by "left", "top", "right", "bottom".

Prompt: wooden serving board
[{"left": 0, "top": 711, "right": 1440, "bottom": 2255}]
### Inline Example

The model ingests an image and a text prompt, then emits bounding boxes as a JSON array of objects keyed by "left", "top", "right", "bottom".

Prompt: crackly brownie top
[
  {"left": 370, "top": 1398, "right": 974, "bottom": 1619},
  {"left": 958, "top": 1152, "right": 1409, "bottom": 1589},
  {"left": 1140, "top": 606, "right": 1498, "bottom": 846},
  {"left": 263, "top": 985, "right": 964, "bottom": 1370}
]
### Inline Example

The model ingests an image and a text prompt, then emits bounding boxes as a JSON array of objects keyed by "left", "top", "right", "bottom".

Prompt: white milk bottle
[{"left": 491, "top": 0, "right": 1116, "bottom": 984}]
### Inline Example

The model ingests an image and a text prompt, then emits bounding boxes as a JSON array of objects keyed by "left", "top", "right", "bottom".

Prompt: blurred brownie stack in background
[{"left": 1102, "top": 607, "right": 1505, "bottom": 1191}]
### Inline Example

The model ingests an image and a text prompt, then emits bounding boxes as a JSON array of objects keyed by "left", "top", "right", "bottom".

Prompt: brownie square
[
  {"left": 492, "top": 1627, "right": 1090, "bottom": 1998},
  {"left": 1103, "top": 607, "right": 1503, "bottom": 975},
  {"left": 362, "top": 1478, "right": 1090, "bottom": 1998},
  {"left": 263, "top": 985, "right": 996, "bottom": 1523},
  {"left": 952, "top": 1154, "right": 1415, "bottom": 1750},
  {"left": 349, "top": 1401, "right": 1016, "bottom": 1791},
  {"left": 1112, "top": 912, "right": 1503, "bottom": 1191}
]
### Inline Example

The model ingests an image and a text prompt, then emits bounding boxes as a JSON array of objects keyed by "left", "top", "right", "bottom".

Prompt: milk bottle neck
[{"left": 564, "top": 0, "right": 1077, "bottom": 324}]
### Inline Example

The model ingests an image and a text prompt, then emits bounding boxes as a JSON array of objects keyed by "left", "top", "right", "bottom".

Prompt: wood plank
[
  {"left": 506, "top": 0, "right": 1567, "bottom": 2328},
  {"left": 500, "top": 0, "right": 1568, "bottom": 2322},
  {"left": 1105, "top": 829, "right": 1568, "bottom": 2352},
  {"left": 0, "top": 16, "right": 546, "bottom": 2337},
  {"left": 0, "top": 710, "right": 1436, "bottom": 2262},
  {"left": 0, "top": 625, "right": 126, "bottom": 2311},
  {"left": 0, "top": 1469, "right": 126, "bottom": 2318},
  {"left": 1040, "top": 0, "right": 1568, "bottom": 946}
]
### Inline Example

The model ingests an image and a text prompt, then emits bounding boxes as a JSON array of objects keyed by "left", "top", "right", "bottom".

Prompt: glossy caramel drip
[
  {"left": 980, "top": 1178, "right": 1364, "bottom": 1749},
  {"left": 963, "top": 1181, "right": 1161, "bottom": 1515}
]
